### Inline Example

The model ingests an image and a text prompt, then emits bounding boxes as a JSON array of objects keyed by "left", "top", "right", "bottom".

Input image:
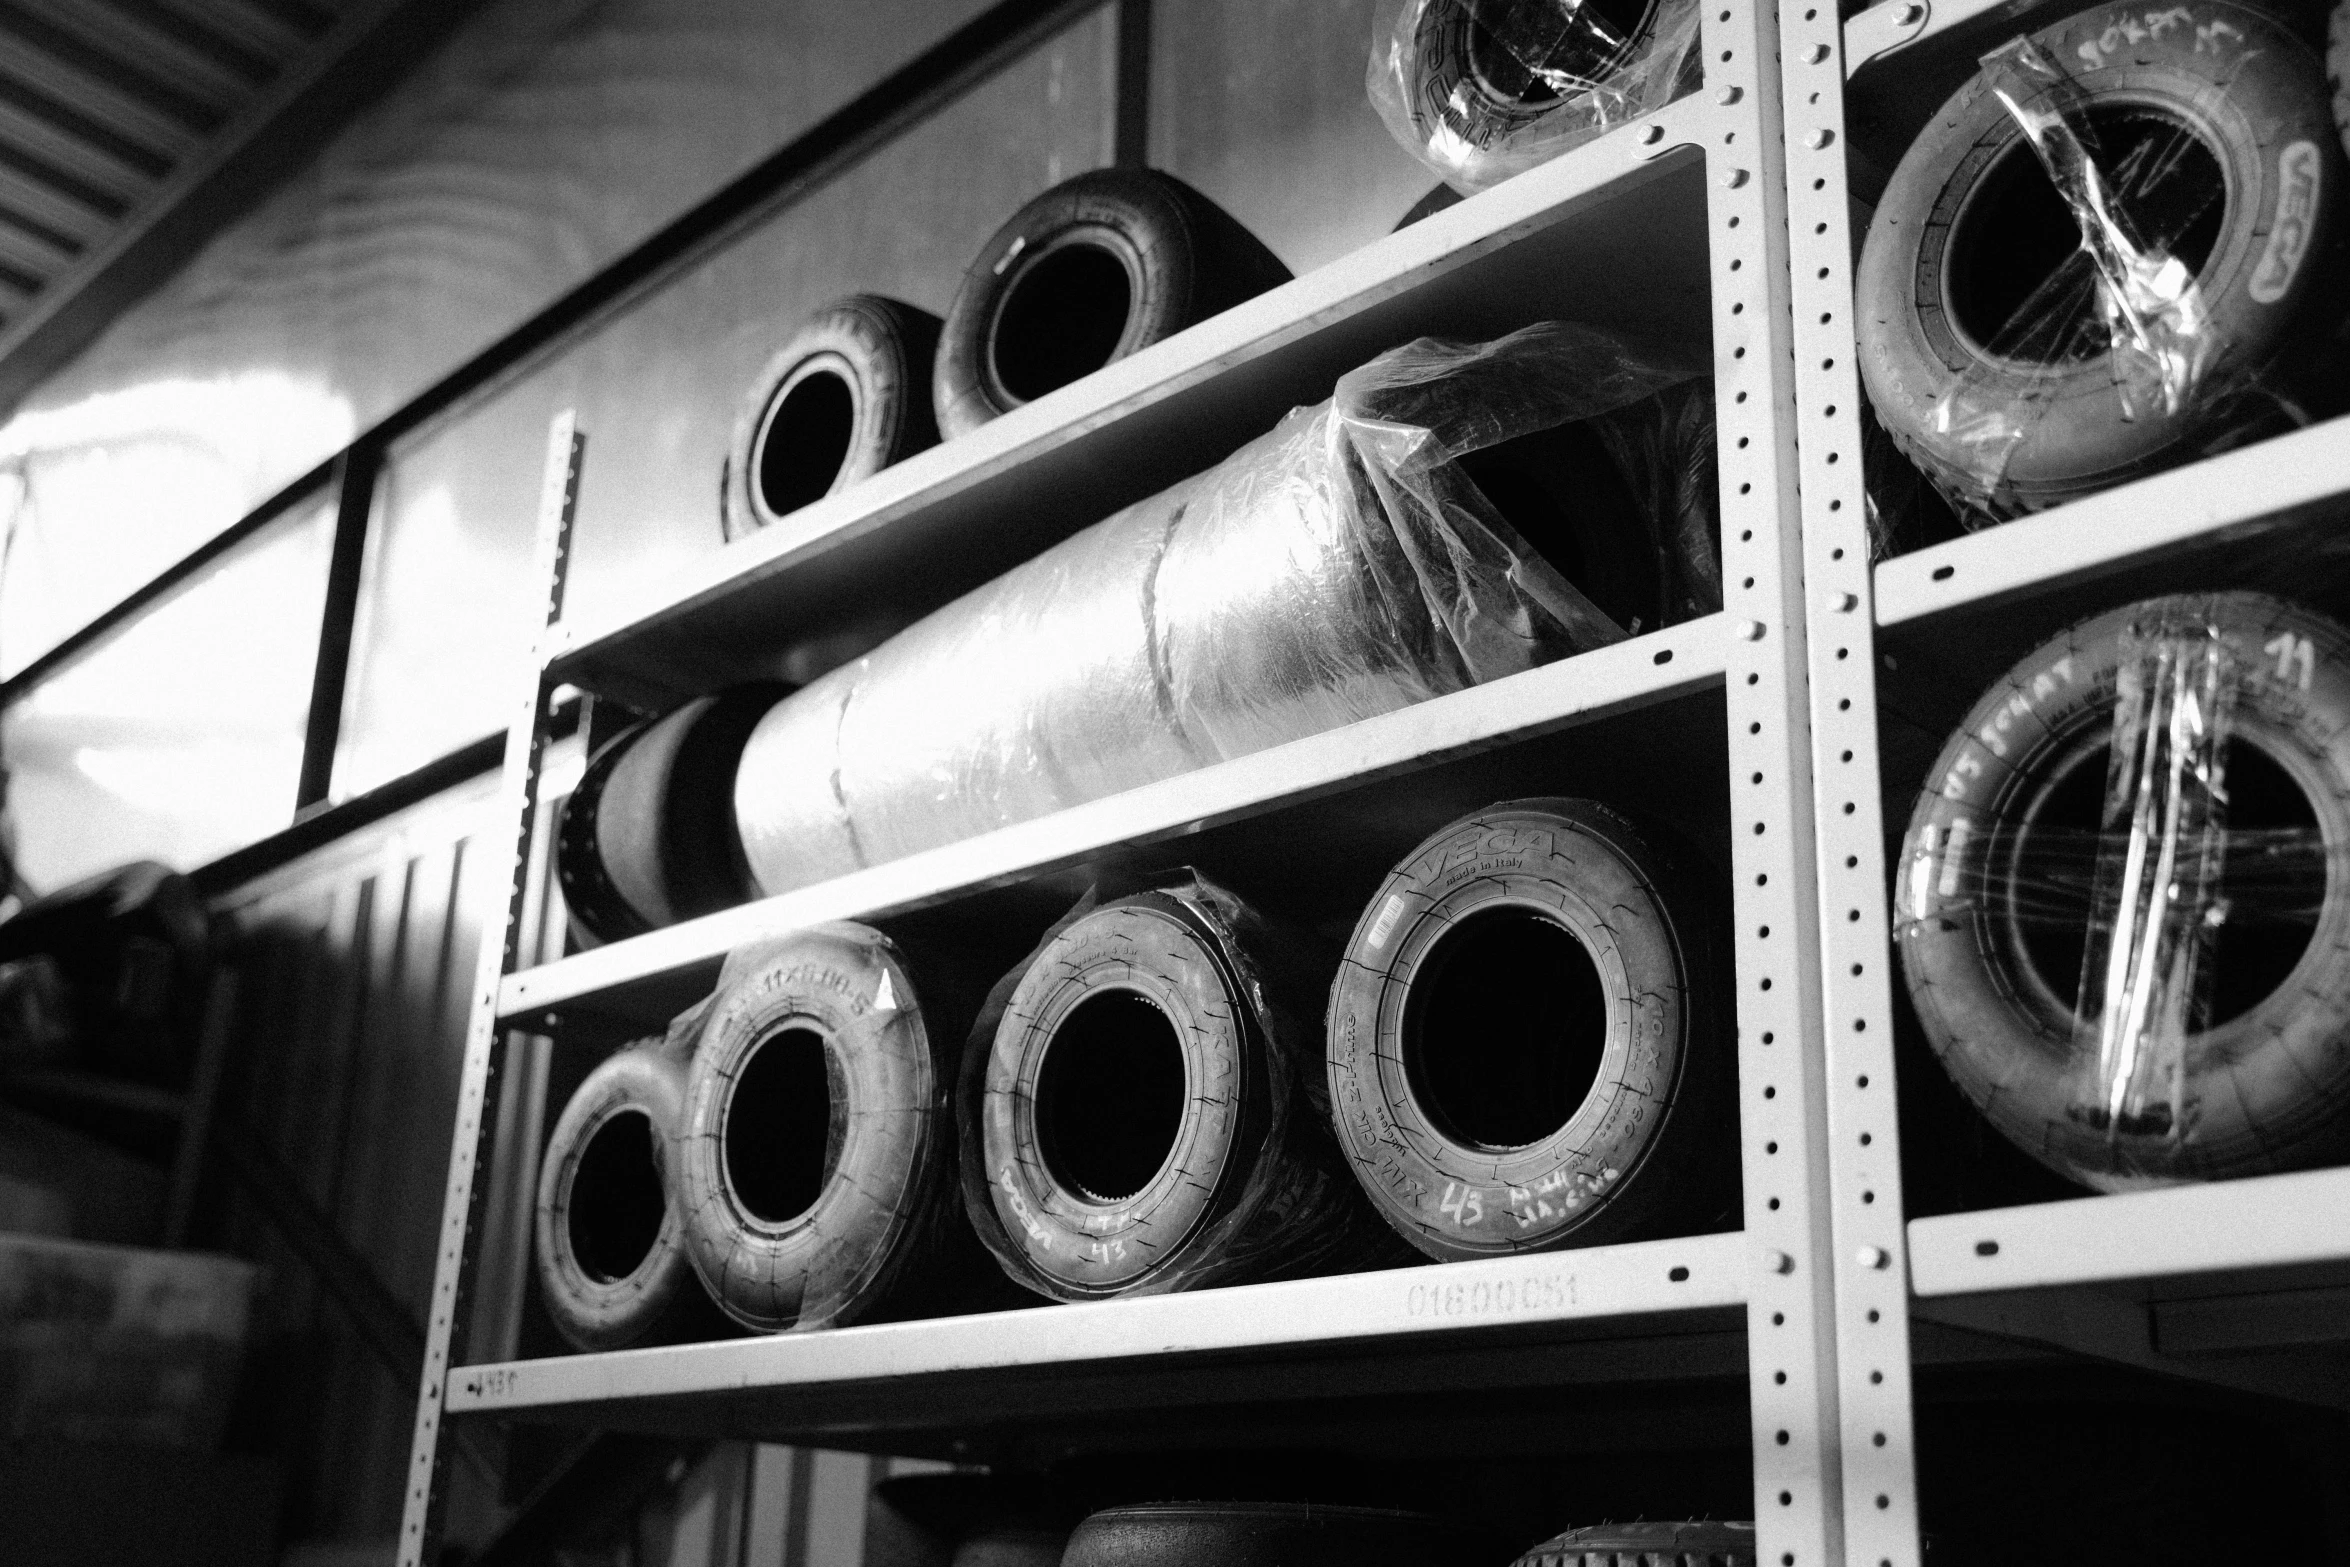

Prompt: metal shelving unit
[
  {"left": 1778, "top": 2, "right": 2350, "bottom": 1563},
  {"left": 398, "top": 7, "right": 1856, "bottom": 1560}
]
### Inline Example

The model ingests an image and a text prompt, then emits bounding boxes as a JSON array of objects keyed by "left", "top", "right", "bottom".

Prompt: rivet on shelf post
[
  {"left": 1896, "top": 1, "right": 1925, "bottom": 22},
  {"left": 1804, "top": 42, "right": 1831, "bottom": 63},
  {"left": 1721, "top": 167, "right": 1750, "bottom": 189},
  {"left": 1806, "top": 128, "right": 1835, "bottom": 150},
  {"left": 1858, "top": 1245, "right": 1892, "bottom": 1271},
  {"left": 1640, "top": 124, "right": 1666, "bottom": 145},
  {"left": 1833, "top": 591, "right": 1859, "bottom": 613},
  {"left": 1766, "top": 1249, "right": 1796, "bottom": 1275},
  {"left": 1738, "top": 619, "right": 1766, "bottom": 641},
  {"left": 1716, "top": 85, "right": 1742, "bottom": 105}
]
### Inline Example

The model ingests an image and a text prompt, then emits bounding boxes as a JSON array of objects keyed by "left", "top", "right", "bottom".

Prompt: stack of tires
[{"left": 534, "top": 794, "right": 1736, "bottom": 1344}]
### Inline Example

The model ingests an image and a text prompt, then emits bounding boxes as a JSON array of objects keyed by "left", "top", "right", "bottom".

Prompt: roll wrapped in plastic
[{"left": 737, "top": 321, "right": 1703, "bottom": 897}]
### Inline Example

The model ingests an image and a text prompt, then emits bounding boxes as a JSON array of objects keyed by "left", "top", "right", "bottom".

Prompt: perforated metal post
[
  {"left": 1776, "top": 6, "right": 1925, "bottom": 1565},
  {"left": 398, "top": 411, "right": 584, "bottom": 1567},
  {"left": 1697, "top": 3, "right": 1849, "bottom": 1561}
]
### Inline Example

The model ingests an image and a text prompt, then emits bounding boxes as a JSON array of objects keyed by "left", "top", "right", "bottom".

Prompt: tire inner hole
[
  {"left": 725, "top": 1026, "right": 837, "bottom": 1224},
  {"left": 568, "top": 1108, "right": 664, "bottom": 1284},
  {"left": 2016, "top": 733, "right": 2319, "bottom": 1028},
  {"left": 1036, "top": 989, "right": 1186, "bottom": 1205},
  {"left": 991, "top": 244, "right": 1133, "bottom": 405},
  {"left": 1457, "top": 421, "right": 1657, "bottom": 635},
  {"left": 1467, "top": 0, "right": 1654, "bottom": 103},
  {"left": 1945, "top": 106, "right": 2226, "bottom": 362},
  {"left": 1403, "top": 907, "right": 1609, "bottom": 1151},
  {"left": 755, "top": 367, "right": 856, "bottom": 518}
]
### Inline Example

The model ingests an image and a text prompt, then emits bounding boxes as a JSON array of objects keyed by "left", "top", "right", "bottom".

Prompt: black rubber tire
[
  {"left": 533, "top": 1034, "right": 722, "bottom": 1352},
  {"left": 555, "top": 683, "right": 788, "bottom": 944},
  {"left": 967, "top": 889, "right": 1386, "bottom": 1300},
  {"left": 1399, "top": 0, "right": 1681, "bottom": 178},
  {"left": 1857, "top": 0, "right": 2348, "bottom": 517},
  {"left": 1061, "top": 1503, "right": 1498, "bottom": 1567},
  {"left": 674, "top": 924, "right": 966, "bottom": 1331},
  {"left": 1897, "top": 591, "right": 2350, "bottom": 1190},
  {"left": 933, "top": 168, "right": 1291, "bottom": 440},
  {"left": 721, "top": 296, "right": 942, "bottom": 542},
  {"left": 1326, "top": 798, "right": 1733, "bottom": 1259},
  {"left": 1393, "top": 181, "right": 1466, "bottom": 231},
  {"left": 1510, "top": 1520, "right": 1756, "bottom": 1566}
]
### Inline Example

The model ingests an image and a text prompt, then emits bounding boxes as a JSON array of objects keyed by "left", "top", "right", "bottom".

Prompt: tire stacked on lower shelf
[{"left": 536, "top": 791, "right": 1738, "bottom": 1338}]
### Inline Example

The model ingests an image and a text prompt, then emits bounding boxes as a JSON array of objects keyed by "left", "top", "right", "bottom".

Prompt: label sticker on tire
[{"left": 2251, "top": 140, "right": 2322, "bottom": 304}]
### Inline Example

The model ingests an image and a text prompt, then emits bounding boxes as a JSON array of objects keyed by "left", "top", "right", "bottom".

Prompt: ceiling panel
[{"left": 0, "top": 0, "right": 361, "bottom": 334}]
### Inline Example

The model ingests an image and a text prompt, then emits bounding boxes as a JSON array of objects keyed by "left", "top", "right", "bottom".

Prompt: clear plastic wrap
[
  {"left": 957, "top": 871, "right": 1409, "bottom": 1300},
  {"left": 1893, "top": 591, "right": 2350, "bottom": 1187},
  {"left": 1367, "top": 0, "right": 1703, "bottom": 191},
  {"left": 736, "top": 321, "right": 1707, "bottom": 897},
  {"left": 1884, "top": 23, "right": 2339, "bottom": 526}
]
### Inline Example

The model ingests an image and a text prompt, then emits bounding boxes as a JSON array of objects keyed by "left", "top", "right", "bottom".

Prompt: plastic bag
[
  {"left": 1367, "top": 0, "right": 1703, "bottom": 191},
  {"left": 735, "top": 321, "right": 1708, "bottom": 897},
  {"left": 1914, "top": 34, "right": 2314, "bottom": 525},
  {"left": 957, "top": 871, "right": 1409, "bottom": 1299}
]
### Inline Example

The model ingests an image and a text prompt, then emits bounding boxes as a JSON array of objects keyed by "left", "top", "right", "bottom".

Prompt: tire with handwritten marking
[
  {"left": 1326, "top": 798, "right": 1732, "bottom": 1260},
  {"left": 674, "top": 923, "right": 968, "bottom": 1331},
  {"left": 967, "top": 887, "right": 1393, "bottom": 1300},
  {"left": 1857, "top": 0, "right": 2348, "bottom": 519},
  {"left": 534, "top": 1033, "right": 724, "bottom": 1351},
  {"left": 1895, "top": 592, "right": 2350, "bottom": 1190}
]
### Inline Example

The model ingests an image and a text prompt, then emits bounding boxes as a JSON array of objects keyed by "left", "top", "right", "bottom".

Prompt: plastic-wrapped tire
[
  {"left": 1510, "top": 1520, "right": 1755, "bottom": 1566},
  {"left": 674, "top": 924, "right": 969, "bottom": 1332},
  {"left": 1896, "top": 592, "right": 2350, "bottom": 1190},
  {"left": 533, "top": 1033, "right": 722, "bottom": 1351},
  {"left": 1060, "top": 1503, "right": 1498, "bottom": 1567},
  {"left": 721, "top": 296, "right": 942, "bottom": 543},
  {"left": 933, "top": 169, "right": 1291, "bottom": 440},
  {"left": 965, "top": 885, "right": 1393, "bottom": 1300},
  {"left": 1856, "top": 0, "right": 2347, "bottom": 517},
  {"left": 555, "top": 683, "right": 788, "bottom": 944},
  {"left": 1326, "top": 798, "right": 1732, "bottom": 1259}
]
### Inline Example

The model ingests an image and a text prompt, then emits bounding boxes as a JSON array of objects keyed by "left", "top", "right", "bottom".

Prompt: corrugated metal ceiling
[{"left": 0, "top": 0, "right": 358, "bottom": 332}]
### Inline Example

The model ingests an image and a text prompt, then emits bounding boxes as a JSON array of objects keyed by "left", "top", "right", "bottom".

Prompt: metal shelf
[
  {"left": 1778, "top": 2, "right": 2350, "bottom": 1561},
  {"left": 504, "top": 617, "right": 1725, "bottom": 1030},
  {"left": 404, "top": 3, "right": 1848, "bottom": 1560},
  {"left": 1908, "top": 1168, "right": 2350, "bottom": 1297},
  {"left": 446, "top": 1232, "right": 1746, "bottom": 1450},
  {"left": 1875, "top": 413, "right": 2350, "bottom": 629},
  {"left": 547, "top": 109, "right": 1719, "bottom": 709}
]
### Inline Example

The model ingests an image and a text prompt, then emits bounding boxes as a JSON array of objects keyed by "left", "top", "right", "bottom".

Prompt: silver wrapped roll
[{"left": 736, "top": 322, "right": 1699, "bottom": 897}]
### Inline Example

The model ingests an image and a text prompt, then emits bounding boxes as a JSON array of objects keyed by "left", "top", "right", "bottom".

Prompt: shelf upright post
[
  {"left": 1774, "top": 5, "right": 1925, "bottom": 1564},
  {"left": 1699, "top": 2, "right": 1849, "bottom": 1561},
  {"left": 398, "top": 410, "right": 586, "bottom": 1567}
]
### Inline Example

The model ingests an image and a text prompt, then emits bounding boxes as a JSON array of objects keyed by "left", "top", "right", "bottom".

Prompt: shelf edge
[
  {"left": 1907, "top": 1165, "right": 2350, "bottom": 1296},
  {"left": 446, "top": 1229, "right": 1747, "bottom": 1418},
  {"left": 1873, "top": 414, "right": 2350, "bottom": 628}
]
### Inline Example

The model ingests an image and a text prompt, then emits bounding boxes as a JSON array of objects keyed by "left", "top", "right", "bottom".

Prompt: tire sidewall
[
  {"left": 1858, "top": 0, "right": 2343, "bottom": 504},
  {"left": 1899, "top": 591, "right": 2350, "bottom": 1186},
  {"left": 978, "top": 896, "right": 1263, "bottom": 1297},
  {"left": 534, "top": 1041, "right": 695, "bottom": 1352},
  {"left": 724, "top": 297, "right": 936, "bottom": 541},
  {"left": 677, "top": 927, "right": 943, "bottom": 1329},
  {"left": 1326, "top": 798, "right": 1701, "bottom": 1258}
]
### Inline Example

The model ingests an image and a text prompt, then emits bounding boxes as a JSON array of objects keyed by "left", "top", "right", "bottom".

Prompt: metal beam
[{"left": 0, "top": 0, "right": 490, "bottom": 420}]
